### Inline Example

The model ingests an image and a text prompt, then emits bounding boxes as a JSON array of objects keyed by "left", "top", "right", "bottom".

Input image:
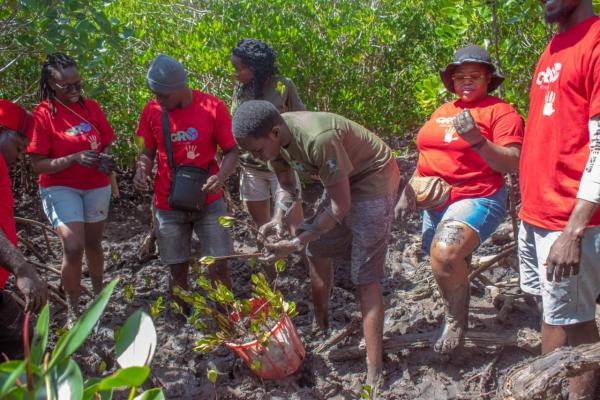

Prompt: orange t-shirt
[
  {"left": 520, "top": 16, "right": 600, "bottom": 230},
  {"left": 416, "top": 96, "right": 524, "bottom": 207}
]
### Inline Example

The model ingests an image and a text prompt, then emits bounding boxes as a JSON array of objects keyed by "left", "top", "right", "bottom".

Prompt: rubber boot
[{"left": 433, "top": 283, "right": 470, "bottom": 354}]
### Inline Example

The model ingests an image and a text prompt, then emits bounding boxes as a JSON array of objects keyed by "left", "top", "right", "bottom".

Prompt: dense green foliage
[{"left": 1, "top": 0, "right": 599, "bottom": 164}]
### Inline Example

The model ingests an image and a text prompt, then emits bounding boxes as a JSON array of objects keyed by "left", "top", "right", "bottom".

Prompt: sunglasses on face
[
  {"left": 53, "top": 81, "right": 82, "bottom": 91},
  {"left": 451, "top": 73, "right": 486, "bottom": 83}
]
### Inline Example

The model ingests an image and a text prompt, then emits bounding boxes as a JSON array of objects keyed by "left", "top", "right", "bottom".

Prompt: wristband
[{"left": 471, "top": 137, "right": 487, "bottom": 150}]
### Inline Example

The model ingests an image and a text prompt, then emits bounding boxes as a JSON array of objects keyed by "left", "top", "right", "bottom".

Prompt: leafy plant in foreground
[{"left": 0, "top": 279, "right": 164, "bottom": 400}]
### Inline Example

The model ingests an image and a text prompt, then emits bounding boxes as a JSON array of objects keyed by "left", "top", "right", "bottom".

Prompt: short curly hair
[
  {"left": 231, "top": 38, "right": 278, "bottom": 99},
  {"left": 232, "top": 100, "right": 283, "bottom": 140}
]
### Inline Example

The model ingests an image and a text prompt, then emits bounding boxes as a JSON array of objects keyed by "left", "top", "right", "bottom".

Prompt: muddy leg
[
  {"left": 307, "top": 255, "right": 333, "bottom": 332},
  {"left": 57, "top": 222, "right": 85, "bottom": 328},
  {"left": 357, "top": 282, "right": 384, "bottom": 395},
  {"left": 429, "top": 221, "right": 479, "bottom": 354}
]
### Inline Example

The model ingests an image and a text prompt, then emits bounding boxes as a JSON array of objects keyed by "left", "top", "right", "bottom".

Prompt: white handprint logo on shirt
[
  {"left": 443, "top": 126, "right": 458, "bottom": 143},
  {"left": 185, "top": 144, "right": 199, "bottom": 160},
  {"left": 87, "top": 134, "right": 98, "bottom": 150},
  {"left": 543, "top": 91, "right": 556, "bottom": 116}
]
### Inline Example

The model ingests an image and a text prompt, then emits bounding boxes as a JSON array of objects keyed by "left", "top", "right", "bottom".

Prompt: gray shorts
[
  {"left": 519, "top": 221, "right": 600, "bottom": 325},
  {"left": 239, "top": 165, "right": 302, "bottom": 202},
  {"left": 154, "top": 198, "right": 233, "bottom": 265},
  {"left": 305, "top": 192, "right": 396, "bottom": 286}
]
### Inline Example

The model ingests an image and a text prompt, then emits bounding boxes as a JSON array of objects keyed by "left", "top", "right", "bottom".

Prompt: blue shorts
[
  {"left": 421, "top": 186, "right": 507, "bottom": 255},
  {"left": 519, "top": 221, "right": 600, "bottom": 325},
  {"left": 40, "top": 185, "right": 111, "bottom": 228},
  {"left": 154, "top": 198, "right": 233, "bottom": 265}
]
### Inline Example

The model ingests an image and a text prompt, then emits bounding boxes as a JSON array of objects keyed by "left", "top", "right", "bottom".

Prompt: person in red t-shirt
[
  {"left": 519, "top": 1, "right": 600, "bottom": 397},
  {"left": 27, "top": 53, "right": 116, "bottom": 327},
  {"left": 133, "top": 55, "right": 239, "bottom": 308},
  {"left": 0, "top": 100, "right": 47, "bottom": 359},
  {"left": 396, "top": 45, "right": 523, "bottom": 354}
]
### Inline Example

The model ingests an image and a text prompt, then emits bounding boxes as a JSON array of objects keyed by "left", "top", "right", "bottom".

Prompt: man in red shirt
[
  {"left": 519, "top": 1, "right": 600, "bottom": 398},
  {"left": 134, "top": 55, "right": 239, "bottom": 305},
  {"left": 0, "top": 100, "right": 47, "bottom": 359}
]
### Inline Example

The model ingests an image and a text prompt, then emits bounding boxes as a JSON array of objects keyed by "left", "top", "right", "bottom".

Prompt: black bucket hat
[{"left": 439, "top": 45, "right": 504, "bottom": 93}]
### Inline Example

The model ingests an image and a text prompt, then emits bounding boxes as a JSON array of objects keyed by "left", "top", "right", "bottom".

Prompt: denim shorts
[
  {"left": 40, "top": 185, "right": 111, "bottom": 228},
  {"left": 421, "top": 186, "right": 507, "bottom": 255},
  {"left": 154, "top": 197, "right": 233, "bottom": 265},
  {"left": 305, "top": 192, "right": 397, "bottom": 285},
  {"left": 239, "top": 165, "right": 302, "bottom": 202},
  {"left": 519, "top": 221, "right": 600, "bottom": 325}
]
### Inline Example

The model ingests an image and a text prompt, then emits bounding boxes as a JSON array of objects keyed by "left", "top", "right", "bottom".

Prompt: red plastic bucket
[{"left": 225, "top": 298, "right": 306, "bottom": 379}]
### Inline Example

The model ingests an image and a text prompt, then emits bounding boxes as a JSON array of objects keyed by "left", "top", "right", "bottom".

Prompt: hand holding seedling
[{"left": 394, "top": 183, "right": 416, "bottom": 220}]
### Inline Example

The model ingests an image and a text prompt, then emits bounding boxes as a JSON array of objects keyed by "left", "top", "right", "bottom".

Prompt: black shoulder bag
[{"left": 162, "top": 111, "right": 212, "bottom": 212}]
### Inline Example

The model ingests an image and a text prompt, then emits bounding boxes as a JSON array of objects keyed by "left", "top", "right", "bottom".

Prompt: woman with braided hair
[
  {"left": 230, "top": 39, "right": 305, "bottom": 238},
  {"left": 27, "top": 53, "right": 116, "bottom": 327}
]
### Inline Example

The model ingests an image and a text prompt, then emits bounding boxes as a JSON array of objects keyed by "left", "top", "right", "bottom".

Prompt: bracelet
[{"left": 471, "top": 137, "right": 487, "bottom": 150}]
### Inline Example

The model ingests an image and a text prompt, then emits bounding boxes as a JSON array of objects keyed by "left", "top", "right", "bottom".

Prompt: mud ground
[{"left": 8, "top": 159, "right": 553, "bottom": 400}]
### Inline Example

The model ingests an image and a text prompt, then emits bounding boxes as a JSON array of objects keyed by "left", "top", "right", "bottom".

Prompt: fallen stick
[
  {"left": 207, "top": 252, "right": 263, "bottom": 262},
  {"left": 328, "top": 328, "right": 540, "bottom": 362},
  {"left": 501, "top": 341, "right": 600, "bottom": 400},
  {"left": 469, "top": 243, "right": 516, "bottom": 282},
  {"left": 48, "top": 289, "right": 68, "bottom": 309},
  {"left": 315, "top": 317, "right": 361, "bottom": 353},
  {"left": 478, "top": 350, "right": 502, "bottom": 397},
  {"left": 18, "top": 233, "right": 46, "bottom": 263}
]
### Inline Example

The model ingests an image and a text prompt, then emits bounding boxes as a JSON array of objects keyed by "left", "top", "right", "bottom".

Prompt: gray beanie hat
[{"left": 146, "top": 54, "right": 188, "bottom": 93}]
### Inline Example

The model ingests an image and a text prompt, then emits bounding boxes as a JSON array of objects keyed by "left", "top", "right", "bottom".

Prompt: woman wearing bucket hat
[{"left": 395, "top": 45, "right": 524, "bottom": 354}]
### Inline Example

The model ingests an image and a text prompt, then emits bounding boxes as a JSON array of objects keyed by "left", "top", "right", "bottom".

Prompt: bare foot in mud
[
  {"left": 366, "top": 367, "right": 384, "bottom": 399},
  {"left": 433, "top": 315, "right": 465, "bottom": 354}
]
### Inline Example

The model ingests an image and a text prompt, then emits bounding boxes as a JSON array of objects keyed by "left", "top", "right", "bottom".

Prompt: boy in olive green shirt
[{"left": 232, "top": 100, "right": 400, "bottom": 390}]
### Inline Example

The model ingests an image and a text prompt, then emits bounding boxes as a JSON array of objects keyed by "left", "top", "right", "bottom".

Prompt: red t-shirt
[
  {"left": 27, "top": 99, "right": 116, "bottom": 189},
  {"left": 136, "top": 90, "right": 236, "bottom": 210},
  {"left": 416, "top": 96, "right": 524, "bottom": 207},
  {"left": 520, "top": 16, "right": 600, "bottom": 230},
  {"left": 0, "top": 154, "right": 17, "bottom": 288}
]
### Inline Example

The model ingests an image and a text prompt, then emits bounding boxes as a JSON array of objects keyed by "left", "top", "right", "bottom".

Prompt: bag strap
[
  {"left": 53, "top": 97, "right": 101, "bottom": 137},
  {"left": 161, "top": 110, "right": 175, "bottom": 170}
]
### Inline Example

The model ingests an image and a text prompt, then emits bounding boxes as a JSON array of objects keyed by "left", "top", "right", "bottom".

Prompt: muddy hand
[
  {"left": 260, "top": 240, "right": 296, "bottom": 263},
  {"left": 16, "top": 263, "right": 48, "bottom": 313},
  {"left": 97, "top": 153, "right": 116, "bottom": 174},
  {"left": 394, "top": 184, "right": 416, "bottom": 220},
  {"left": 133, "top": 154, "right": 152, "bottom": 191},
  {"left": 545, "top": 231, "right": 581, "bottom": 282},
  {"left": 70, "top": 150, "right": 99, "bottom": 167},
  {"left": 202, "top": 173, "right": 225, "bottom": 194},
  {"left": 258, "top": 219, "right": 286, "bottom": 247},
  {"left": 452, "top": 109, "right": 482, "bottom": 145}
]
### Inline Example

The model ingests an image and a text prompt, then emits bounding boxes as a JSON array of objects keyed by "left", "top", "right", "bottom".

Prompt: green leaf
[
  {"left": 98, "top": 366, "right": 150, "bottom": 390},
  {"left": 0, "top": 360, "right": 25, "bottom": 398},
  {"left": 217, "top": 216, "right": 235, "bottom": 228},
  {"left": 206, "top": 368, "right": 218, "bottom": 384},
  {"left": 360, "top": 384, "right": 373, "bottom": 399},
  {"left": 49, "top": 279, "right": 118, "bottom": 370},
  {"left": 30, "top": 303, "right": 50, "bottom": 365},
  {"left": 199, "top": 256, "right": 216, "bottom": 266},
  {"left": 251, "top": 360, "right": 262, "bottom": 371},
  {"left": 248, "top": 256, "right": 257, "bottom": 268},
  {"left": 134, "top": 388, "right": 165, "bottom": 400},
  {"left": 55, "top": 358, "right": 84, "bottom": 400},
  {"left": 116, "top": 309, "right": 157, "bottom": 368},
  {"left": 274, "top": 259, "right": 287, "bottom": 273}
]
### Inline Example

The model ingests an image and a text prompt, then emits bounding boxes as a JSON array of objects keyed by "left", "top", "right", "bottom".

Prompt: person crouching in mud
[{"left": 231, "top": 100, "right": 400, "bottom": 394}]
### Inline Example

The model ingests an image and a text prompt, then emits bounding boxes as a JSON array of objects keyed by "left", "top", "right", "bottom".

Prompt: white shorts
[
  {"left": 519, "top": 221, "right": 600, "bottom": 326},
  {"left": 239, "top": 166, "right": 301, "bottom": 202}
]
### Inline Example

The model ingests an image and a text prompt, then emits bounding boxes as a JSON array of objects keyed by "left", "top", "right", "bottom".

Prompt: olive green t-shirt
[
  {"left": 269, "top": 112, "right": 400, "bottom": 200},
  {"left": 232, "top": 76, "right": 305, "bottom": 171}
]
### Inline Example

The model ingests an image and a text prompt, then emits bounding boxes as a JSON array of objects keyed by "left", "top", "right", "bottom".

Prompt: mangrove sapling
[{"left": 0, "top": 279, "right": 165, "bottom": 400}]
